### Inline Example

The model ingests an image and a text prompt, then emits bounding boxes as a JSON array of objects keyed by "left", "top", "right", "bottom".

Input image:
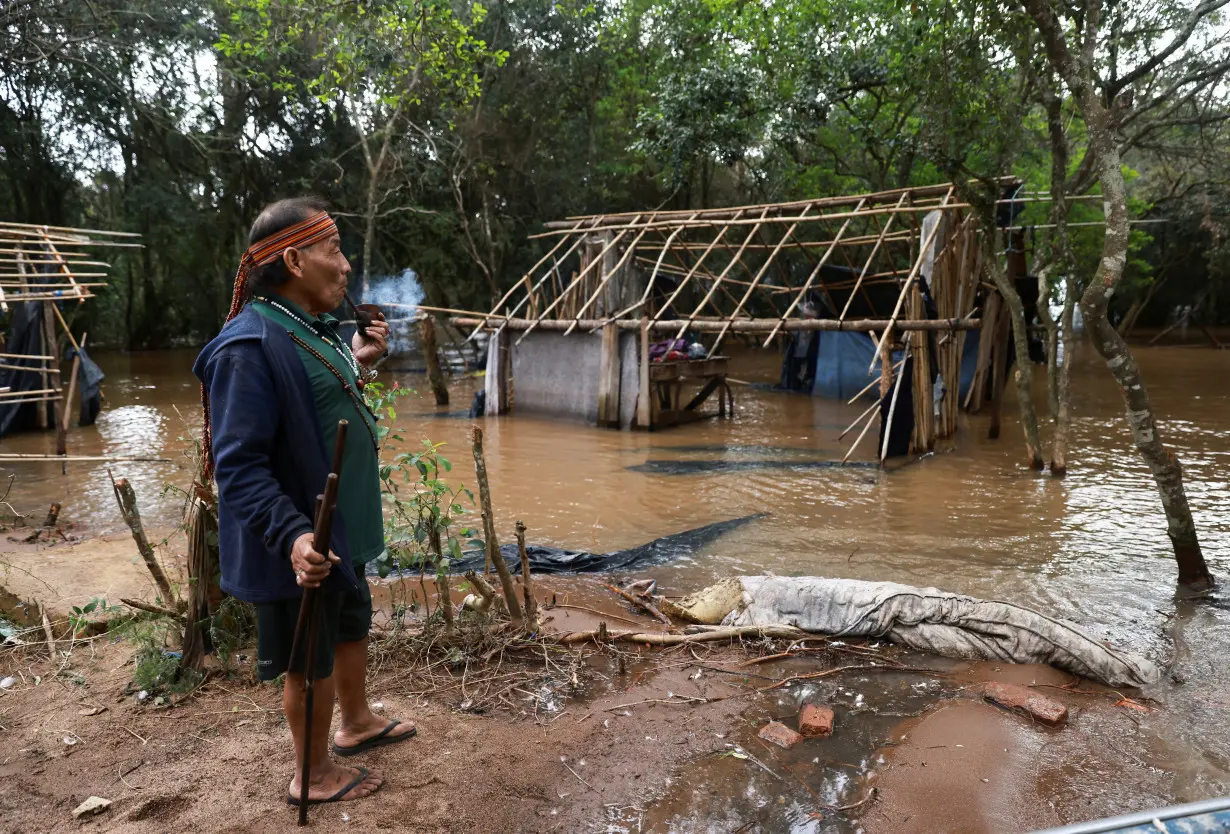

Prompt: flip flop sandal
[
  {"left": 332, "top": 719, "right": 418, "bottom": 757},
  {"left": 286, "top": 766, "right": 376, "bottom": 807}
]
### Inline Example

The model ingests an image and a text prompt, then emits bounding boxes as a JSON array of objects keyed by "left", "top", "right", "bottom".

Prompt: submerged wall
[{"left": 510, "top": 330, "right": 640, "bottom": 428}]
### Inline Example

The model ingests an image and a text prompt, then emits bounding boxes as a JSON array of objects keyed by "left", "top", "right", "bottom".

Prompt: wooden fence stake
[{"left": 470, "top": 426, "right": 523, "bottom": 622}]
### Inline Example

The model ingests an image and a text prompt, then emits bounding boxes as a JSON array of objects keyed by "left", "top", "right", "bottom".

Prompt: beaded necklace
[{"left": 254, "top": 295, "right": 361, "bottom": 379}]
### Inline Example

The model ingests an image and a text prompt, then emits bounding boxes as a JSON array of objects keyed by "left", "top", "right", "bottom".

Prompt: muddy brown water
[{"left": 2, "top": 342, "right": 1229, "bottom": 830}]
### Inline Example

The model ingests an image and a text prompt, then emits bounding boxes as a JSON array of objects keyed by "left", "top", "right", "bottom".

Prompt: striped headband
[{"left": 201, "top": 209, "right": 339, "bottom": 482}]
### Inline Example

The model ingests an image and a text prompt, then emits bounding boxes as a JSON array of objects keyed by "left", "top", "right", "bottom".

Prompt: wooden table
[{"left": 647, "top": 356, "right": 734, "bottom": 428}]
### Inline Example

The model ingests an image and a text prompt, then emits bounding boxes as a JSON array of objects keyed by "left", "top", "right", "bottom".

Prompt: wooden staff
[{"left": 289, "top": 419, "right": 348, "bottom": 826}]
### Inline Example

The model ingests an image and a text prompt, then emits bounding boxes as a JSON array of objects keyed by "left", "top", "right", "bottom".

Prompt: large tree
[{"left": 1020, "top": 0, "right": 1228, "bottom": 589}]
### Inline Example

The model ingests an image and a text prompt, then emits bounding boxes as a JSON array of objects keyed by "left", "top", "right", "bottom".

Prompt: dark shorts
[{"left": 255, "top": 575, "right": 372, "bottom": 682}]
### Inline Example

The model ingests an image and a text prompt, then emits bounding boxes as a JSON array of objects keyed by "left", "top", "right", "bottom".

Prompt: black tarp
[
  {"left": 69, "top": 346, "right": 104, "bottom": 426},
  {"left": 444, "top": 513, "right": 765, "bottom": 575}
]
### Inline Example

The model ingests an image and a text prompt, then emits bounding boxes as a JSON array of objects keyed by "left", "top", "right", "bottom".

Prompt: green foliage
[
  {"left": 2, "top": 0, "right": 1228, "bottom": 343},
  {"left": 377, "top": 439, "right": 477, "bottom": 594},
  {"left": 67, "top": 597, "right": 122, "bottom": 633}
]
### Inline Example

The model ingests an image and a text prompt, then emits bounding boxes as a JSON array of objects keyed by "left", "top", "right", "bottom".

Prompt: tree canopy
[{"left": 2, "top": 0, "right": 1227, "bottom": 348}]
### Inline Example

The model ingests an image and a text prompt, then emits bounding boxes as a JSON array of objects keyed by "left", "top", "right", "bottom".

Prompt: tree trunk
[
  {"left": 983, "top": 240, "right": 1044, "bottom": 469},
  {"left": 1051, "top": 277, "right": 1076, "bottom": 476},
  {"left": 1025, "top": 0, "right": 1213, "bottom": 589},
  {"left": 1041, "top": 76, "right": 1076, "bottom": 476}
]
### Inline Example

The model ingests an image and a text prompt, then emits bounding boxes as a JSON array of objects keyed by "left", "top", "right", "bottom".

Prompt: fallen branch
[
  {"left": 109, "top": 474, "right": 179, "bottom": 610},
  {"left": 41, "top": 610, "right": 56, "bottom": 658},
  {"left": 120, "top": 598, "right": 186, "bottom": 624},
  {"left": 760, "top": 664, "right": 944, "bottom": 691},
  {"left": 462, "top": 570, "right": 500, "bottom": 613},
  {"left": 601, "top": 583, "right": 673, "bottom": 627},
  {"left": 552, "top": 625, "right": 809, "bottom": 646}
]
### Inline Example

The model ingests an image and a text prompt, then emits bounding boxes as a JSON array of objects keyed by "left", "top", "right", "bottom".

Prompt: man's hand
[
  {"left": 291, "top": 532, "right": 340, "bottom": 588},
  {"left": 352, "top": 312, "right": 390, "bottom": 368}
]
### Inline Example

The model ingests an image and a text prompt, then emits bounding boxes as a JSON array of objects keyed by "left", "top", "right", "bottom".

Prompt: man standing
[{"left": 195, "top": 197, "right": 416, "bottom": 807}]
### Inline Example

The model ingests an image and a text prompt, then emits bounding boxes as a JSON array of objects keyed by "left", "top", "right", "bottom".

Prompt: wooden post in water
[
  {"left": 637, "top": 317, "right": 652, "bottom": 430},
  {"left": 418, "top": 316, "right": 449, "bottom": 406},
  {"left": 987, "top": 300, "right": 1009, "bottom": 440},
  {"left": 596, "top": 322, "right": 621, "bottom": 428}
]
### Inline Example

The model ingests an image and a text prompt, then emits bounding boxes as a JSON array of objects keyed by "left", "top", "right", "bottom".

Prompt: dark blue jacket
[{"left": 193, "top": 307, "right": 359, "bottom": 603}]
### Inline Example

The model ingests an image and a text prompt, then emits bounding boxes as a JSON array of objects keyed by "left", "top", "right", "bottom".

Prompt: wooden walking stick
[{"left": 289, "top": 419, "right": 349, "bottom": 826}]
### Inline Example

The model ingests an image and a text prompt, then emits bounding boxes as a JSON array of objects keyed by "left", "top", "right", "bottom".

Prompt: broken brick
[
  {"left": 798, "top": 704, "right": 835, "bottom": 737},
  {"left": 983, "top": 682, "right": 1068, "bottom": 727},
  {"left": 758, "top": 720, "right": 804, "bottom": 749}
]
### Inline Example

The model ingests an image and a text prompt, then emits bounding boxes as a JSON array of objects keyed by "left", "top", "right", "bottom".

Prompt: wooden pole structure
[
  {"left": 761, "top": 201, "right": 866, "bottom": 348},
  {"left": 675, "top": 208, "right": 771, "bottom": 339},
  {"left": 839, "top": 193, "right": 908, "bottom": 321},
  {"left": 705, "top": 205, "right": 819, "bottom": 356},
  {"left": 470, "top": 425, "right": 523, "bottom": 621},
  {"left": 418, "top": 317, "right": 449, "bottom": 406},
  {"left": 453, "top": 316, "right": 981, "bottom": 334},
  {"left": 515, "top": 220, "right": 641, "bottom": 345}
]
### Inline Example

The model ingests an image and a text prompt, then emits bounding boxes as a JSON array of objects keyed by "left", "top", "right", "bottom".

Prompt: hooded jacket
[{"left": 193, "top": 306, "right": 358, "bottom": 602}]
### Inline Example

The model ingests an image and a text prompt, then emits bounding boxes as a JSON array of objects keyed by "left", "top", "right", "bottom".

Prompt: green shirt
[{"left": 252, "top": 295, "right": 385, "bottom": 567}]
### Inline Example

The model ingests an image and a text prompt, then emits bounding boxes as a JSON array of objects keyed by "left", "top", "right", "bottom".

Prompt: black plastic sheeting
[
  {"left": 446, "top": 513, "right": 765, "bottom": 575},
  {"left": 69, "top": 346, "right": 104, "bottom": 426}
]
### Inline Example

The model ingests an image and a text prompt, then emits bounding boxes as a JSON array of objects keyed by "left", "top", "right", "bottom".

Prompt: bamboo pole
[
  {"left": 563, "top": 225, "right": 655, "bottom": 335},
  {"left": 880, "top": 347, "right": 910, "bottom": 463},
  {"left": 452, "top": 316, "right": 981, "bottom": 333},
  {"left": 867, "top": 188, "right": 956, "bottom": 373},
  {"left": 470, "top": 425, "right": 523, "bottom": 621},
  {"left": 0, "top": 454, "right": 171, "bottom": 462},
  {"left": 552, "top": 180, "right": 1017, "bottom": 226},
  {"left": 530, "top": 199, "right": 974, "bottom": 239},
  {"left": 0, "top": 220, "right": 141, "bottom": 237},
  {"left": 704, "top": 205, "right": 820, "bottom": 357},
  {"left": 675, "top": 208, "right": 770, "bottom": 338},
  {"left": 0, "top": 363, "right": 58, "bottom": 374},
  {"left": 515, "top": 221, "right": 641, "bottom": 345},
  {"left": 842, "top": 407, "right": 880, "bottom": 464},
  {"left": 760, "top": 201, "right": 866, "bottom": 348},
  {"left": 839, "top": 193, "right": 908, "bottom": 320}
]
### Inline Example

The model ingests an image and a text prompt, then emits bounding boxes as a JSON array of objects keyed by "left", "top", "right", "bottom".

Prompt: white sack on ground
[{"left": 719, "top": 576, "right": 1159, "bottom": 688}]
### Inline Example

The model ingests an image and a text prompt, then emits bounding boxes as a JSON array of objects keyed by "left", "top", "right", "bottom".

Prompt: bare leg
[
  {"left": 333, "top": 638, "right": 417, "bottom": 748},
  {"left": 285, "top": 672, "right": 383, "bottom": 802}
]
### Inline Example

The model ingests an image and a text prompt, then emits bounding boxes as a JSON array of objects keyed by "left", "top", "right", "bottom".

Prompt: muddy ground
[
  {"left": 1, "top": 611, "right": 1164, "bottom": 833},
  {"left": 0, "top": 527, "right": 1181, "bottom": 834}
]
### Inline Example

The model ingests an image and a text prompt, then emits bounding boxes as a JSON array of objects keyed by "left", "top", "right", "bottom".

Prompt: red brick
[
  {"left": 758, "top": 720, "right": 804, "bottom": 749},
  {"left": 798, "top": 704, "right": 835, "bottom": 737},
  {"left": 983, "top": 682, "right": 1068, "bottom": 726}
]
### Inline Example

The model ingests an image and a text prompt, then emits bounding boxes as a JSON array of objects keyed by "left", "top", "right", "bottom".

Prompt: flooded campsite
[
  {"left": 5, "top": 1, "right": 1230, "bottom": 832},
  {"left": 2, "top": 334, "right": 1229, "bottom": 833}
]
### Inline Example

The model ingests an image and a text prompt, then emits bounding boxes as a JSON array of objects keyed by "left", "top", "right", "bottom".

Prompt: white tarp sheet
[{"left": 721, "top": 576, "right": 1159, "bottom": 688}]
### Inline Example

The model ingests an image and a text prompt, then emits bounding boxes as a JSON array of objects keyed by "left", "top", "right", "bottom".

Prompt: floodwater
[{"left": 2, "top": 340, "right": 1229, "bottom": 830}]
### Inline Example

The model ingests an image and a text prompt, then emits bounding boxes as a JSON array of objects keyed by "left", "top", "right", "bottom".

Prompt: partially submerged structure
[
  {"left": 456, "top": 182, "right": 1018, "bottom": 461},
  {"left": 0, "top": 221, "right": 134, "bottom": 459}
]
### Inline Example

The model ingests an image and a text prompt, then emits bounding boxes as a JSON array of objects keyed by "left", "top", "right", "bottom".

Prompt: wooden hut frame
[
  {"left": 455, "top": 182, "right": 1012, "bottom": 457},
  {"left": 0, "top": 221, "right": 138, "bottom": 465}
]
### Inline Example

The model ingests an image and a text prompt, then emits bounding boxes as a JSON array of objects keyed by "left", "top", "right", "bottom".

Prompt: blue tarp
[{"left": 807, "top": 328, "right": 982, "bottom": 404}]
